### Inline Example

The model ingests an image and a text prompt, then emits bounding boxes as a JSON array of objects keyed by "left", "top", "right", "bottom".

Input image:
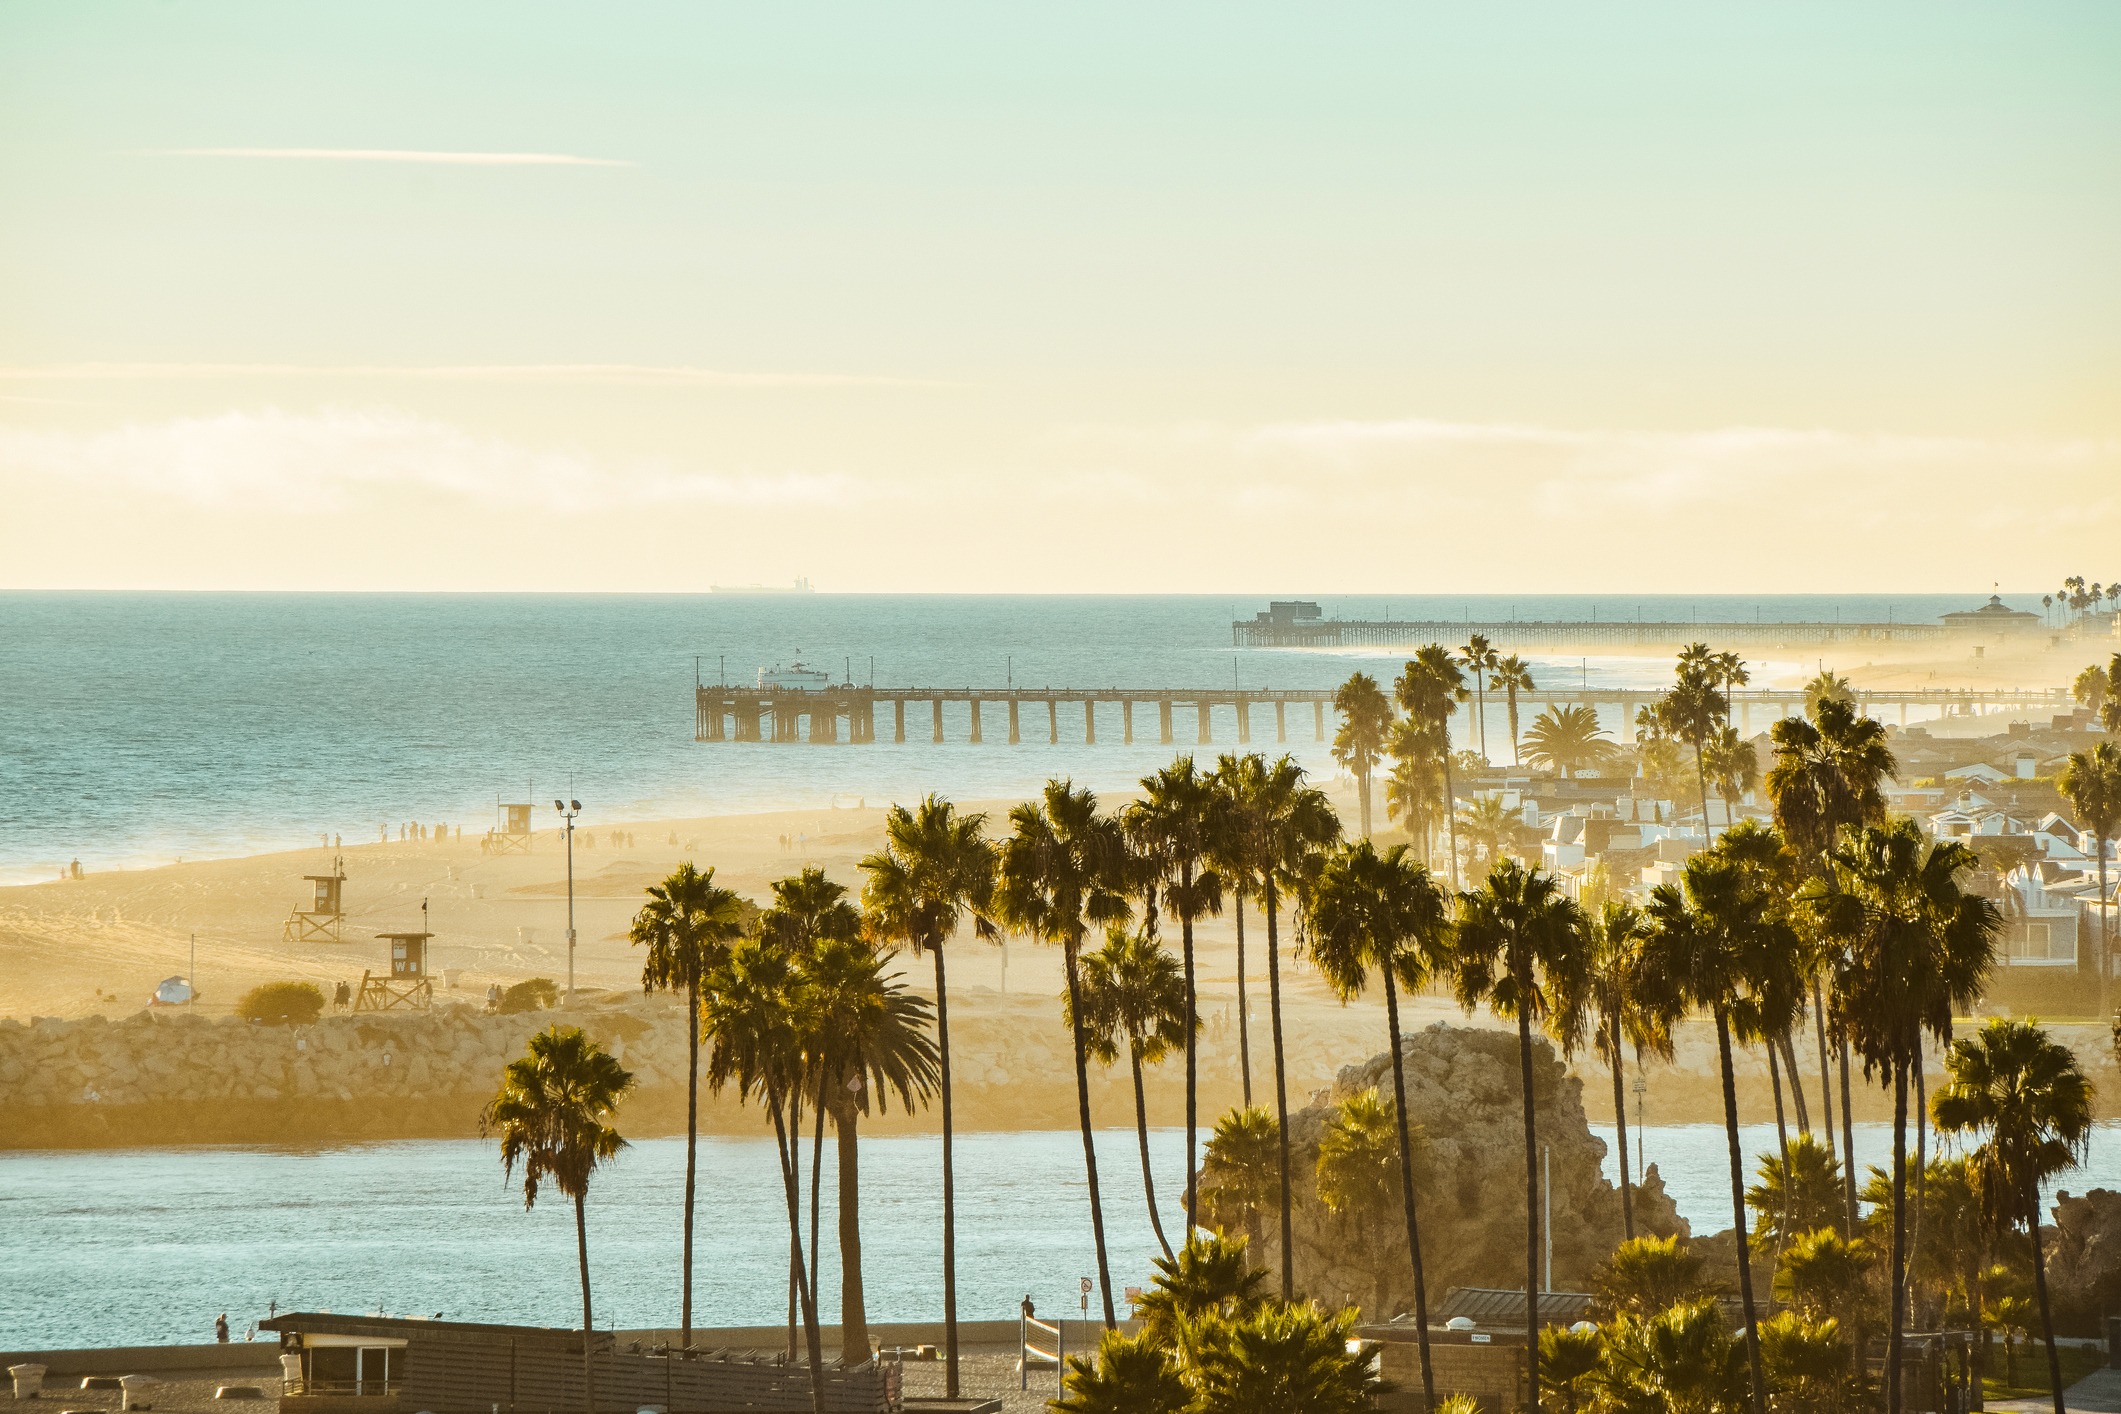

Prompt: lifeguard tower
[
  {"left": 281, "top": 857, "right": 348, "bottom": 945},
  {"left": 354, "top": 924, "right": 434, "bottom": 1012},
  {"left": 484, "top": 802, "right": 535, "bottom": 856}
]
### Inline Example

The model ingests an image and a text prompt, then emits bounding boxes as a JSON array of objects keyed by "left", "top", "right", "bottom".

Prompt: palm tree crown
[
  {"left": 1522, "top": 703, "right": 1614, "bottom": 780},
  {"left": 1490, "top": 654, "right": 1536, "bottom": 767},
  {"left": 1331, "top": 672, "right": 1396, "bottom": 839}
]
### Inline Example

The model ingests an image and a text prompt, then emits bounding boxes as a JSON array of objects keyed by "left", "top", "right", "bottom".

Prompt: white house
[{"left": 1998, "top": 866, "right": 2082, "bottom": 967}]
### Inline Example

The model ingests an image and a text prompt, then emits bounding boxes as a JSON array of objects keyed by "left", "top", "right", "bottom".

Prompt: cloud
[
  {"left": 144, "top": 147, "right": 633, "bottom": 167},
  {"left": 0, "top": 408, "right": 873, "bottom": 512},
  {"left": 0, "top": 363, "right": 947, "bottom": 389}
]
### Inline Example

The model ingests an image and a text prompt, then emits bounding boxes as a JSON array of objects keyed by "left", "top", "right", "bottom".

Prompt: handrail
[{"left": 1018, "top": 1314, "right": 1063, "bottom": 1392}]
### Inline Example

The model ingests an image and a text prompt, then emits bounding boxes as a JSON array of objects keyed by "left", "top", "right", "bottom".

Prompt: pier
[
  {"left": 1232, "top": 615, "right": 1952, "bottom": 650},
  {"left": 694, "top": 683, "right": 2074, "bottom": 744}
]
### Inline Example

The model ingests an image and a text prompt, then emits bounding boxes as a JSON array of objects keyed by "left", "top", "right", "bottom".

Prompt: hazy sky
[{"left": 2, "top": 3, "right": 2116, "bottom": 592}]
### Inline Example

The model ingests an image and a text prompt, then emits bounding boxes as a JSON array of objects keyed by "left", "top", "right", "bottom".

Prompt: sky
[{"left": 1, "top": 2, "right": 2117, "bottom": 593}]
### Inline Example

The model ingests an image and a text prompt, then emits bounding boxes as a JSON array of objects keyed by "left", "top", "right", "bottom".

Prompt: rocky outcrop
[{"left": 1211, "top": 1022, "right": 1683, "bottom": 1320}]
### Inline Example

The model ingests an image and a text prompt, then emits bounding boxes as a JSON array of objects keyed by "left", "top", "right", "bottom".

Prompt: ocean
[{"left": 0, "top": 591, "right": 2020, "bottom": 886}]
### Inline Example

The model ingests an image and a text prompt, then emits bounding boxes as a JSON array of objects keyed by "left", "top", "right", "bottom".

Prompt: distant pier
[
  {"left": 1233, "top": 614, "right": 1949, "bottom": 650},
  {"left": 693, "top": 683, "right": 2074, "bottom": 744}
]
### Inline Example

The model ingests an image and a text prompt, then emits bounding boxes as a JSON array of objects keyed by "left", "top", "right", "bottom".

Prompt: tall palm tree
[
  {"left": 1208, "top": 754, "right": 1259, "bottom": 1108},
  {"left": 1461, "top": 633, "right": 1500, "bottom": 762},
  {"left": 1704, "top": 725, "right": 1759, "bottom": 830},
  {"left": 1214, "top": 753, "right": 1340, "bottom": 1299},
  {"left": 1127, "top": 756, "right": 1224, "bottom": 1234},
  {"left": 1709, "top": 650, "right": 1751, "bottom": 726},
  {"left": 2058, "top": 740, "right": 2120, "bottom": 1020},
  {"left": 1934, "top": 1020, "right": 2095, "bottom": 1414},
  {"left": 1397, "top": 647, "right": 1467, "bottom": 887},
  {"left": 2070, "top": 662, "right": 2111, "bottom": 720},
  {"left": 1810, "top": 820, "right": 1997, "bottom": 1414},
  {"left": 628, "top": 863, "right": 748, "bottom": 1346},
  {"left": 2105, "top": 651, "right": 2121, "bottom": 731},
  {"left": 703, "top": 938, "right": 827, "bottom": 1414},
  {"left": 1490, "top": 655, "right": 1536, "bottom": 767},
  {"left": 1331, "top": 673, "right": 1395, "bottom": 839},
  {"left": 1074, "top": 926, "right": 1192, "bottom": 1259},
  {"left": 1522, "top": 703, "right": 1614, "bottom": 781},
  {"left": 997, "top": 778, "right": 1135, "bottom": 1328},
  {"left": 1199, "top": 1106, "right": 1280, "bottom": 1247},
  {"left": 1641, "top": 832, "right": 1802, "bottom": 1414},
  {"left": 801, "top": 933, "right": 939, "bottom": 1364},
  {"left": 484, "top": 1025, "right": 634, "bottom": 1414},
  {"left": 1384, "top": 724, "right": 1446, "bottom": 864},
  {"left": 1447, "top": 858, "right": 1589, "bottom": 1414},
  {"left": 1304, "top": 838, "right": 1449, "bottom": 1409},
  {"left": 1654, "top": 648, "right": 1728, "bottom": 843},
  {"left": 1769, "top": 692, "right": 1897, "bottom": 1223},
  {"left": 858, "top": 795, "right": 997, "bottom": 1397},
  {"left": 1549, "top": 899, "right": 1670, "bottom": 1241}
]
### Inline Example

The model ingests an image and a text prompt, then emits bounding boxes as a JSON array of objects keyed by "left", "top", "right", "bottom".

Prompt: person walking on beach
[
  {"left": 333, "top": 981, "right": 351, "bottom": 1011},
  {"left": 215, "top": 1313, "right": 229, "bottom": 1344}
]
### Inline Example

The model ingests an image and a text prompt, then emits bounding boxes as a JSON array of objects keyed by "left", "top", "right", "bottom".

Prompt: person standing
[{"left": 215, "top": 1313, "right": 229, "bottom": 1344}]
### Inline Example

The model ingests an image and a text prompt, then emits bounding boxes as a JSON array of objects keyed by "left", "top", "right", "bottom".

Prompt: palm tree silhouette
[
  {"left": 858, "top": 795, "right": 996, "bottom": 1396},
  {"left": 2057, "top": 741, "right": 2120, "bottom": 1020},
  {"left": 1384, "top": 722, "right": 1446, "bottom": 864},
  {"left": 1490, "top": 655, "right": 1536, "bottom": 766},
  {"left": 1460, "top": 633, "right": 1499, "bottom": 762},
  {"left": 484, "top": 1025, "right": 633, "bottom": 1414},
  {"left": 1653, "top": 647, "right": 1728, "bottom": 843},
  {"left": 1331, "top": 672, "right": 1396, "bottom": 839},
  {"left": 1305, "top": 838, "right": 1449, "bottom": 1408},
  {"left": 1934, "top": 1020, "right": 2094, "bottom": 1414},
  {"left": 1549, "top": 899, "right": 1670, "bottom": 1241},
  {"left": 1212, "top": 753, "right": 1339, "bottom": 1300},
  {"left": 1199, "top": 1106, "right": 1279, "bottom": 1247},
  {"left": 1522, "top": 703, "right": 1613, "bottom": 781},
  {"left": 1073, "top": 926, "right": 1192, "bottom": 1259},
  {"left": 628, "top": 862, "right": 748, "bottom": 1346},
  {"left": 1447, "top": 858, "right": 1589, "bottom": 1414},
  {"left": 1315, "top": 1088, "right": 1405, "bottom": 1316},
  {"left": 1127, "top": 756, "right": 1225, "bottom": 1233},
  {"left": 1207, "top": 755, "right": 1258, "bottom": 1108},
  {"left": 1397, "top": 647, "right": 1467, "bottom": 887},
  {"left": 1812, "top": 820, "right": 1997, "bottom": 1414},
  {"left": 998, "top": 779, "right": 1135, "bottom": 1327}
]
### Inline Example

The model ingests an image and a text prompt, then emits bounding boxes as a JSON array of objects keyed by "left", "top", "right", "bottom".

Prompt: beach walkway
[{"left": 1992, "top": 1365, "right": 2121, "bottom": 1413}]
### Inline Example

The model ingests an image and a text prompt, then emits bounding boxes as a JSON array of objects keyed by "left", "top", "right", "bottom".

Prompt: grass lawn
[{"left": 1982, "top": 1340, "right": 2107, "bottom": 1400}]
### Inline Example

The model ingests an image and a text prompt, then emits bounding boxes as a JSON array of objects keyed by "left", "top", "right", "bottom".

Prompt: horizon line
[{"left": 142, "top": 147, "right": 634, "bottom": 167}]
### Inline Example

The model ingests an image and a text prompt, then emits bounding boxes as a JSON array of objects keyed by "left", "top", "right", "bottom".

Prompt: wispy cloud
[
  {"left": 0, "top": 408, "right": 877, "bottom": 513},
  {"left": 0, "top": 363, "right": 951, "bottom": 390},
  {"left": 144, "top": 147, "right": 633, "bottom": 167}
]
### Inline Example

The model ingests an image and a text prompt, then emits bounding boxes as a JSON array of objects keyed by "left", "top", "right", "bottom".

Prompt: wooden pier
[
  {"left": 694, "top": 683, "right": 2075, "bottom": 744},
  {"left": 1232, "top": 615, "right": 1955, "bottom": 650}
]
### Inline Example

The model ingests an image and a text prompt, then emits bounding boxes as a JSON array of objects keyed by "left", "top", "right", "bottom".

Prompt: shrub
[
  {"left": 496, "top": 977, "right": 560, "bottom": 1014},
  {"left": 235, "top": 980, "right": 325, "bottom": 1027}
]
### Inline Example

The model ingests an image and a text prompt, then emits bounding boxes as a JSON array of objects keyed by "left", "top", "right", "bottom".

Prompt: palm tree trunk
[
  {"left": 1838, "top": 1025, "right": 1860, "bottom": 1239},
  {"left": 1130, "top": 1049, "right": 1172, "bottom": 1259},
  {"left": 1442, "top": 754, "right": 1461, "bottom": 889},
  {"left": 1508, "top": 691, "right": 1521, "bottom": 766},
  {"left": 1609, "top": 1015, "right": 1633, "bottom": 1241},
  {"left": 1516, "top": 1002, "right": 1542, "bottom": 1414},
  {"left": 574, "top": 1192, "right": 597, "bottom": 1414},
  {"left": 1814, "top": 980, "right": 1838, "bottom": 1167},
  {"left": 1064, "top": 936, "right": 1119, "bottom": 1328},
  {"left": 1381, "top": 968, "right": 1436, "bottom": 1411},
  {"left": 1908, "top": 1055, "right": 1928, "bottom": 1330},
  {"left": 1887, "top": 1059, "right": 1909, "bottom": 1414},
  {"left": 771, "top": 1095, "right": 828, "bottom": 1414},
  {"left": 808, "top": 1073, "right": 828, "bottom": 1332},
  {"left": 2100, "top": 848, "right": 2112, "bottom": 1024},
  {"left": 1695, "top": 747, "right": 1716, "bottom": 844},
  {"left": 834, "top": 1103, "right": 870, "bottom": 1366},
  {"left": 1235, "top": 890, "right": 1252, "bottom": 1109},
  {"left": 1181, "top": 869, "right": 1199, "bottom": 1238},
  {"left": 1264, "top": 881, "right": 1295, "bottom": 1301},
  {"left": 1359, "top": 768, "right": 1373, "bottom": 840},
  {"left": 1768, "top": 1042, "right": 1793, "bottom": 1269},
  {"left": 683, "top": 981, "right": 698, "bottom": 1347},
  {"left": 1716, "top": 1008, "right": 1767, "bottom": 1414},
  {"left": 933, "top": 944, "right": 961, "bottom": 1398},
  {"left": 2028, "top": 1178, "right": 2066, "bottom": 1414},
  {"left": 1777, "top": 1031, "right": 1811, "bottom": 1134}
]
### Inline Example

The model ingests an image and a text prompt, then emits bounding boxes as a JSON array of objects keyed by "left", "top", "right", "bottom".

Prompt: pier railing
[{"left": 1232, "top": 617, "right": 1967, "bottom": 649}]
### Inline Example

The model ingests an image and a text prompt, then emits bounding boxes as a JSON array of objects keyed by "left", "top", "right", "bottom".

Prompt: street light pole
[{"left": 554, "top": 798, "right": 582, "bottom": 1001}]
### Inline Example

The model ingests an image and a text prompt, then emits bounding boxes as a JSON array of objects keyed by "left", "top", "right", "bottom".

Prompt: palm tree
[
  {"left": 1187, "top": 1302, "right": 1378, "bottom": 1414},
  {"left": 1704, "top": 725, "right": 1759, "bottom": 830},
  {"left": 1549, "top": 899, "right": 1670, "bottom": 1241},
  {"left": 1304, "top": 838, "right": 1449, "bottom": 1406},
  {"left": 484, "top": 1025, "right": 633, "bottom": 1414},
  {"left": 1710, "top": 650, "right": 1751, "bottom": 725},
  {"left": 1745, "top": 1133, "right": 1846, "bottom": 1253},
  {"left": 997, "top": 778, "right": 1134, "bottom": 1327},
  {"left": 801, "top": 933, "right": 939, "bottom": 1364},
  {"left": 1383, "top": 725, "right": 1446, "bottom": 864},
  {"left": 1448, "top": 858, "right": 1589, "bottom": 1414},
  {"left": 1591, "top": 1234, "right": 1712, "bottom": 1319},
  {"left": 1654, "top": 648, "right": 1728, "bottom": 842},
  {"left": 1804, "top": 670, "right": 1855, "bottom": 715},
  {"left": 1490, "top": 655, "right": 1536, "bottom": 767},
  {"left": 1053, "top": 1331, "right": 1192, "bottom": 1414},
  {"left": 1396, "top": 647, "right": 1467, "bottom": 886},
  {"left": 1641, "top": 837, "right": 1801, "bottom": 1414},
  {"left": 1208, "top": 754, "right": 1259, "bottom": 1108},
  {"left": 1811, "top": 820, "right": 1997, "bottom": 1414},
  {"left": 1213, "top": 753, "right": 1340, "bottom": 1299},
  {"left": 1594, "top": 1298, "right": 1750, "bottom": 1414},
  {"left": 1199, "top": 1106, "right": 1279, "bottom": 1247},
  {"left": 1331, "top": 672, "right": 1396, "bottom": 839},
  {"left": 1521, "top": 703, "right": 1614, "bottom": 780},
  {"left": 2107, "top": 651, "right": 2121, "bottom": 731},
  {"left": 1135, "top": 1232, "right": 1266, "bottom": 1348},
  {"left": 1540, "top": 1325, "right": 1603, "bottom": 1414},
  {"left": 858, "top": 795, "right": 997, "bottom": 1397},
  {"left": 2058, "top": 740, "right": 2120, "bottom": 1020},
  {"left": 1934, "top": 1020, "right": 2095, "bottom": 1414},
  {"left": 2070, "top": 662, "right": 2111, "bottom": 720},
  {"left": 1314, "top": 1088, "right": 1404, "bottom": 1317},
  {"left": 1074, "top": 926, "right": 1192, "bottom": 1259},
  {"left": 628, "top": 862, "right": 748, "bottom": 1346},
  {"left": 703, "top": 938, "right": 827, "bottom": 1413},
  {"left": 1461, "top": 633, "right": 1500, "bottom": 761},
  {"left": 1456, "top": 794, "right": 1518, "bottom": 879},
  {"left": 1127, "top": 756, "right": 1224, "bottom": 1234}
]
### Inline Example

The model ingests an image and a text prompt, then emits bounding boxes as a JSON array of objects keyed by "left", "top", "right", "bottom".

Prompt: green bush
[
  {"left": 496, "top": 977, "right": 560, "bottom": 1014},
  {"left": 235, "top": 980, "right": 325, "bottom": 1027}
]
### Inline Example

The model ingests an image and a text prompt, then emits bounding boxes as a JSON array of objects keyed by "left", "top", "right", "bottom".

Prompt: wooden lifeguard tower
[
  {"left": 354, "top": 914, "right": 434, "bottom": 1012},
  {"left": 281, "top": 857, "right": 348, "bottom": 945},
  {"left": 484, "top": 801, "right": 535, "bottom": 856}
]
